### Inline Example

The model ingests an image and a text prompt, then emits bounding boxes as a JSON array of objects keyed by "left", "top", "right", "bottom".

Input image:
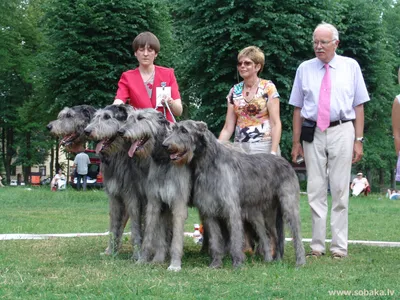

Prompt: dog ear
[
  {"left": 82, "top": 107, "right": 93, "bottom": 121},
  {"left": 115, "top": 106, "right": 128, "bottom": 121},
  {"left": 195, "top": 121, "right": 208, "bottom": 132}
]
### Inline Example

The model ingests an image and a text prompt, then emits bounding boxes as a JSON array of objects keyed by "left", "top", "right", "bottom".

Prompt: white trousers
[
  {"left": 233, "top": 140, "right": 281, "bottom": 155},
  {"left": 303, "top": 121, "right": 354, "bottom": 255}
]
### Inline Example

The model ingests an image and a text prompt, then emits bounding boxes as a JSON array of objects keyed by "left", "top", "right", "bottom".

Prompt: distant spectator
[
  {"left": 50, "top": 169, "right": 65, "bottom": 191},
  {"left": 0, "top": 174, "right": 4, "bottom": 187},
  {"left": 350, "top": 173, "right": 370, "bottom": 196},
  {"left": 73, "top": 150, "right": 90, "bottom": 191},
  {"left": 386, "top": 189, "right": 400, "bottom": 200}
]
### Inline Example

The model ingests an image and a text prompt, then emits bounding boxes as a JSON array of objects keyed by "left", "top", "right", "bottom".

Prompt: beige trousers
[
  {"left": 303, "top": 121, "right": 354, "bottom": 255},
  {"left": 233, "top": 140, "right": 281, "bottom": 156}
]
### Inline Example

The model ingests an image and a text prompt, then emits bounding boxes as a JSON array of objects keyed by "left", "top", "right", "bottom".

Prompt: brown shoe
[
  {"left": 332, "top": 252, "right": 347, "bottom": 259},
  {"left": 306, "top": 250, "right": 325, "bottom": 258}
]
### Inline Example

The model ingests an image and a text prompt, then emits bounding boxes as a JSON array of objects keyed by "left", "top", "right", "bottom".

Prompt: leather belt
[
  {"left": 328, "top": 119, "right": 352, "bottom": 127},
  {"left": 305, "top": 119, "right": 352, "bottom": 128}
]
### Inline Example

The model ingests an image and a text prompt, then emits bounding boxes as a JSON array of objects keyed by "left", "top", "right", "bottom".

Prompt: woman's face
[
  {"left": 135, "top": 44, "right": 158, "bottom": 67},
  {"left": 237, "top": 55, "right": 260, "bottom": 79}
]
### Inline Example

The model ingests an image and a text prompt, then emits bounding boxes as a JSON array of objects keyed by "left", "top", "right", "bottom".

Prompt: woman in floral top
[{"left": 219, "top": 46, "right": 282, "bottom": 155}]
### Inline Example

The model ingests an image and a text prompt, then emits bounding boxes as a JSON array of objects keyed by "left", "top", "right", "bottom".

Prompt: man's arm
[
  {"left": 392, "top": 97, "right": 400, "bottom": 154},
  {"left": 352, "top": 104, "right": 364, "bottom": 163}
]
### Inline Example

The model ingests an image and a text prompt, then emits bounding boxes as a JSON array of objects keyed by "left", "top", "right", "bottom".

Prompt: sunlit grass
[{"left": 0, "top": 186, "right": 399, "bottom": 299}]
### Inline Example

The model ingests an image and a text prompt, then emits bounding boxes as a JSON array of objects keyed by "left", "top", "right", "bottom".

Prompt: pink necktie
[{"left": 317, "top": 64, "right": 331, "bottom": 131}]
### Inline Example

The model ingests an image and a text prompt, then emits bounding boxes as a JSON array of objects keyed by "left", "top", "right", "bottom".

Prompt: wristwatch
[{"left": 355, "top": 137, "right": 364, "bottom": 143}]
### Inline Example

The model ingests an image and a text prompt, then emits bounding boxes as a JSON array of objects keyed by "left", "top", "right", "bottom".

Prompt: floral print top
[{"left": 227, "top": 79, "right": 280, "bottom": 143}]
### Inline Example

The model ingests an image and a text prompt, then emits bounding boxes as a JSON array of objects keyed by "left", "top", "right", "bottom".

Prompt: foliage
[
  {"left": 172, "top": 0, "right": 341, "bottom": 154},
  {"left": 335, "top": 0, "right": 399, "bottom": 180},
  {"left": 1, "top": 0, "right": 400, "bottom": 188},
  {"left": 41, "top": 0, "right": 175, "bottom": 111},
  {"left": 0, "top": 0, "right": 46, "bottom": 183}
]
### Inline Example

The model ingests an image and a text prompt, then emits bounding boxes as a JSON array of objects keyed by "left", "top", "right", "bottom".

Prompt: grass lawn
[{"left": 0, "top": 186, "right": 399, "bottom": 299}]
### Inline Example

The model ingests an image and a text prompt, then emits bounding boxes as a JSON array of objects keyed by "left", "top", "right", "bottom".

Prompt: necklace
[{"left": 243, "top": 78, "right": 259, "bottom": 100}]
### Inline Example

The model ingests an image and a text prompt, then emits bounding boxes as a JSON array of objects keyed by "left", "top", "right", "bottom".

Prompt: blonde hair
[{"left": 238, "top": 46, "right": 265, "bottom": 73}]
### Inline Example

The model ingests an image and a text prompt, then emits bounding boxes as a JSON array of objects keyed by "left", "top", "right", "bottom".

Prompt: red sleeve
[
  {"left": 115, "top": 72, "right": 129, "bottom": 102},
  {"left": 170, "top": 69, "right": 181, "bottom": 100}
]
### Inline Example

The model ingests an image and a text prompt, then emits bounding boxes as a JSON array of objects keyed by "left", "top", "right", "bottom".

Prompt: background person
[
  {"left": 50, "top": 169, "right": 65, "bottom": 191},
  {"left": 73, "top": 150, "right": 90, "bottom": 191},
  {"left": 387, "top": 189, "right": 400, "bottom": 200},
  {"left": 350, "top": 172, "right": 370, "bottom": 196},
  {"left": 289, "top": 22, "right": 370, "bottom": 259},
  {"left": 392, "top": 93, "right": 400, "bottom": 182},
  {"left": 218, "top": 46, "right": 282, "bottom": 155},
  {"left": 113, "top": 31, "right": 182, "bottom": 122},
  {"left": 0, "top": 174, "right": 4, "bottom": 187}
]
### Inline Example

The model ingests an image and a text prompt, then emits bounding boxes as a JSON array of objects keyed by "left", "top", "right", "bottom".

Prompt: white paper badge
[{"left": 156, "top": 86, "right": 171, "bottom": 107}]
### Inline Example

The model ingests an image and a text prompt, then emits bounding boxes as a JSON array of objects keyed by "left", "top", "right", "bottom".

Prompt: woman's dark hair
[{"left": 132, "top": 32, "right": 160, "bottom": 53}]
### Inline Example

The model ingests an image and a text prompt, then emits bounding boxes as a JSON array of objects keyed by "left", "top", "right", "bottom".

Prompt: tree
[
  {"left": 172, "top": 0, "right": 340, "bottom": 158},
  {"left": 0, "top": 0, "right": 43, "bottom": 183},
  {"left": 335, "top": 0, "right": 399, "bottom": 188},
  {"left": 42, "top": 0, "right": 175, "bottom": 111}
]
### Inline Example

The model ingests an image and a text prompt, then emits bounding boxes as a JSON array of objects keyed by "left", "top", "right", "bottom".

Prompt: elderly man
[{"left": 289, "top": 22, "right": 370, "bottom": 259}]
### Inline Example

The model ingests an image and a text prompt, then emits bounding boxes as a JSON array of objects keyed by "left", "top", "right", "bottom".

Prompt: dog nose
[
  {"left": 46, "top": 124, "right": 52, "bottom": 131},
  {"left": 118, "top": 128, "right": 125, "bottom": 136},
  {"left": 84, "top": 128, "right": 91, "bottom": 136}
]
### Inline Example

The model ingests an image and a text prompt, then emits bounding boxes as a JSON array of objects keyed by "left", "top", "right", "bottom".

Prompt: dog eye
[
  {"left": 137, "top": 116, "right": 144, "bottom": 120},
  {"left": 180, "top": 127, "right": 188, "bottom": 133},
  {"left": 104, "top": 115, "right": 110, "bottom": 120},
  {"left": 66, "top": 113, "right": 72, "bottom": 118}
]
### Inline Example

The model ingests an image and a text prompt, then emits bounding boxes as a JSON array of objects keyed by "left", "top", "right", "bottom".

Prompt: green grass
[{"left": 1, "top": 186, "right": 399, "bottom": 299}]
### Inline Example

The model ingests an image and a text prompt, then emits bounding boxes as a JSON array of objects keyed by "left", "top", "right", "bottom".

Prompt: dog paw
[
  {"left": 209, "top": 259, "right": 222, "bottom": 269},
  {"left": 167, "top": 265, "right": 182, "bottom": 272}
]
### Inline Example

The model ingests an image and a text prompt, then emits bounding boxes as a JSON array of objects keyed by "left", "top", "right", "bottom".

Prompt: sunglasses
[{"left": 237, "top": 61, "right": 253, "bottom": 67}]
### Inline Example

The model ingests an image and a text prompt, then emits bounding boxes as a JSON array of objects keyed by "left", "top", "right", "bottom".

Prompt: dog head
[
  {"left": 84, "top": 104, "right": 133, "bottom": 154},
  {"left": 118, "top": 108, "right": 170, "bottom": 158},
  {"left": 46, "top": 105, "right": 96, "bottom": 152},
  {"left": 162, "top": 120, "right": 208, "bottom": 165}
]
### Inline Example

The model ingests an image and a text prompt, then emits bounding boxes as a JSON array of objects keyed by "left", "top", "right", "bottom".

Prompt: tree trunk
[
  {"left": 50, "top": 145, "right": 54, "bottom": 180},
  {"left": 5, "top": 127, "right": 15, "bottom": 184},
  {"left": 23, "top": 132, "right": 31, "bottom": 184}
]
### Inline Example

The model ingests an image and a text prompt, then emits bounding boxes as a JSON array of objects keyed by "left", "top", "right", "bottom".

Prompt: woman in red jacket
[{"left": 113, "top": 32, "right": 182, "bottom": 122}]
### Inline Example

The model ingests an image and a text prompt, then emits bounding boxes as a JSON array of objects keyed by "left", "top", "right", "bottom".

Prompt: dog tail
[{"left": 276, "top": 204, "right": 285, "bottom": 259}]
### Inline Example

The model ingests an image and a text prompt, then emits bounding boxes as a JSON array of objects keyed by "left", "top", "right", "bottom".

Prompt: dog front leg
[
  {"left": 167, "top": 202, "right": 188, "bottom": 272},
  {"left": 228, "top": 209, "right": 245, "bottom": 268},
  {"left": 128, "top": 196, "right": 144, "bottom": 261},
  {"left": 250, "top": 212, "right": 273, "bottom": 262},
  {"left": 138, "top": 198, "right": 161, "bottom": 263},
  {"left": 205, "top": 217, "right": 224, "bottom": 268},
  {"left": 105, "top": 196, "right": 126, "bottom": 255}
]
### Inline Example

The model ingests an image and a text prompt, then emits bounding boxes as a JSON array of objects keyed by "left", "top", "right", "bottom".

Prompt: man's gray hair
[{"left": 314, "top": 22, "right": 339, "bottom": 41}]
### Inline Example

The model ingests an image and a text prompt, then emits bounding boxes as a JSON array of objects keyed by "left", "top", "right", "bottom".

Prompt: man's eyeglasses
[
  {"left": 237, "top": 61, "right": 253, "bottom": 67},
  {"left": 312, "top": 39, "right": 336, "bottom": 46}
]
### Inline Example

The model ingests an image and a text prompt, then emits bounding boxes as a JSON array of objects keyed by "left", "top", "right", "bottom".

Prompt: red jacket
[{"left": 115, "top": 65, "right": 181, "bottom": 122}]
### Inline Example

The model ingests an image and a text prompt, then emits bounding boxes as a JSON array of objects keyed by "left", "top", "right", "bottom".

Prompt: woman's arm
[
  {"left": 218, "top": 103, "right": 236, "bottom": 142},
  {"left": 392, "top": 97, "right": 400, "bottom": 154},
  {"left": 166, "top": 98, "right": 183, "bottom": 117},
  {"left": 267, "top": 97, "right": 282, "bottom": 154}
]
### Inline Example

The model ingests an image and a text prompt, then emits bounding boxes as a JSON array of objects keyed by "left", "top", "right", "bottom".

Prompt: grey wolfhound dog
[
  {"left": 162, "top": 120, "right": 306, "bottom": 267},
  {"left": 118, "top": 108, "right": 191, "bottom": 271},
  {"left": 46, "top": 105, "right": 96, "bottom": 151},
  {"left": 84, "top": 105, "right": 149, "bottom": 259}
]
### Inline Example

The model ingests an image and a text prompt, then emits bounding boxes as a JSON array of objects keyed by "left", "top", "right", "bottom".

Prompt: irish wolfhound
[
  {"left": 47, "top": 105, "right": 96, "bottom": 151},
  {"left": 118, "top": 108, "right": 191, "bottom": 271},
  {"left": 162, "top": 120, "right": 306, "bottom": 267},
  {"left": 84, "top": 104, "right": 149, "bottom": 259}
]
